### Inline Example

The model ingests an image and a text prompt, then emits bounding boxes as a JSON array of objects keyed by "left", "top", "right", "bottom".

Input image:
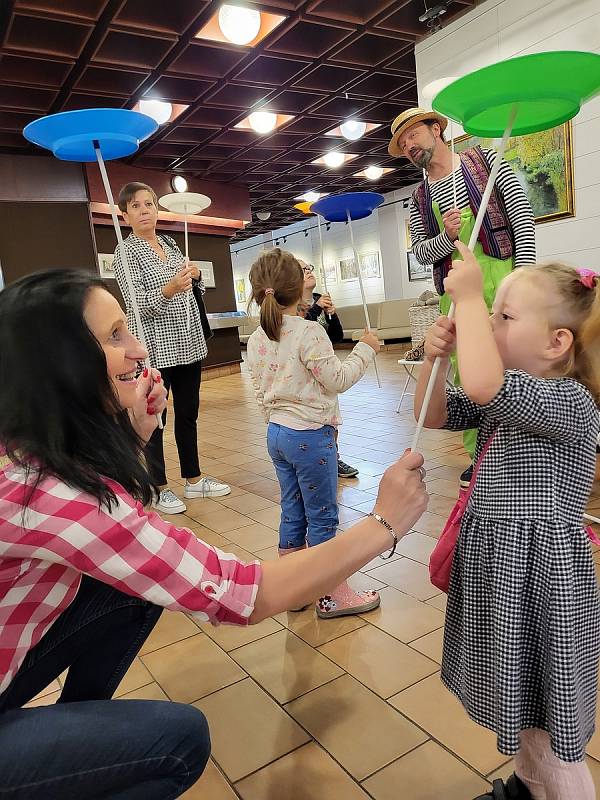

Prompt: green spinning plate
[{"left": 432, "top": 51, "right": 600, "bottom": 137}]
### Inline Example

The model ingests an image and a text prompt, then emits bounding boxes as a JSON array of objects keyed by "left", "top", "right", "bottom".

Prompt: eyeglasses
[{"left": 302, "top": 265, "right": 315, "bottom": 274}]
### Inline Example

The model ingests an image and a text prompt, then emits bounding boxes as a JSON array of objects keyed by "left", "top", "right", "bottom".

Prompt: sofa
[
  {"left": 338, "top": 298, "right": 414, "bottom": 342},
  {"left": 239, "top": 297, "right": 417, "bottom": 345}
]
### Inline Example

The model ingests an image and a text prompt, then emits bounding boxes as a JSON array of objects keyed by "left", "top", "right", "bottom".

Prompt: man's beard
[{"left": 409, "top": 145, "right": 434, "bottom": 170}]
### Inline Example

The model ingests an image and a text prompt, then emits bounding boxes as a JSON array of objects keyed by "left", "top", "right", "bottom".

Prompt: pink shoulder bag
[{"left": 429, "top": 434, "right": 495, "bottom": 593}]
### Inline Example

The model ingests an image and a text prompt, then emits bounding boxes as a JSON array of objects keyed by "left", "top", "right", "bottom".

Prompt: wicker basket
[{"left": 408, "top": 302, "right": 440, "bottom": 347}]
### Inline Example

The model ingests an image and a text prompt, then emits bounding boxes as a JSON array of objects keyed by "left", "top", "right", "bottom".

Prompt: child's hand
[
  {"left": 360, "top": 329, "right": 380, "bottom": 353},
  {"left": 443, "top": 241, "right": 483, "bottom": 303},
  {"left": 424, "top": 316, "right": 456, "bottom": 360}
]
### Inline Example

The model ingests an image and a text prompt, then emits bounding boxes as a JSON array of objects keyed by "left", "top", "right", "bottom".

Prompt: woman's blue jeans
[
  {"left": 0, "top": 576, "right": 210, "bottom": 799},
  {"left": 267, "top": 423, "right": 339, "bottom": 548}
]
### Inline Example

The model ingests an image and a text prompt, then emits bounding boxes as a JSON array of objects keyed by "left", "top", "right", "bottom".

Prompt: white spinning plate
[{"left": 159, "top": 192, "right": 211, "bottom": 215}]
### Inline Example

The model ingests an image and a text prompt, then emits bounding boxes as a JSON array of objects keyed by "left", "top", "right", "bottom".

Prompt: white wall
[
  {"left": 415, "top": 0, "right": 600, "bottom": 269},
  {"left": 230, "top": 189, "right": 436, "bottom": 310}
]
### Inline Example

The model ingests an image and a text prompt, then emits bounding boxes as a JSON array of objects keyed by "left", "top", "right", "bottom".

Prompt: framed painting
[
  {"left": 339, "top": 257, "right": 358, "bottom": 281},
  {"left": 453, "top": 121, "right": 574, "bottom": 224},
  {"left": 98, "top": 252, "right": 115, "bottom": 279},
  {"left": 235, "top": 278, "right": 246, "bottom": 303},
  {"left": 192, "top": 260, "right": 215, "bottom": 288},
  {"left": 360, "top": 251, "right": 381, "bottom": 278},
  {"left": 405, "top": 221, "right": 433, "bottom": 282}
]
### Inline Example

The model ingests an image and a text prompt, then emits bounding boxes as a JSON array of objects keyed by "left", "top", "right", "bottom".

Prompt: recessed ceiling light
[
  {"left": 248, "top": 111, "right": 277, "bottom": 134},
  {"left": 302, "top": 191, "right": 321, "bottom": 203},
  {"left": 364, "top": 166, "right": 384, "bottom": 180},
  {"left": 218, "top": 4, "right": 261, "bottom": 46},
  {"left": 171, "top": 175, "right": 188, "bottom": 193},
  {"left": 139, "top": 99, "right": 172, "bottom": 125},
  {"left": 323, "top": 151, "right": 345, "bottom": 168},
  {"left": 340, "top": 119, "right": 367, "bottom": 141}
]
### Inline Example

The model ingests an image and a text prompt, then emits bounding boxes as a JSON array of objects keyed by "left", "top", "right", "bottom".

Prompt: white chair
[{"left": 395, "top": 359, "right": 455, "bottom": 413}]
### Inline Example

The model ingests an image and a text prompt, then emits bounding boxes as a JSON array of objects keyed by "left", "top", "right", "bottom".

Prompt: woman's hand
[
  {"left": 373, "top": 450, "right": 428, "bottom": 533},
  {"left": 317, "top": 293, "right": 333, "bottom": 311},
  {"left": 187, "top": 260, "right": 200, "bottom": 281},
  {"left": 130, "top": 368, "right": 167, "bottom": 443},
  {"left": 443, "top": 240, "right": 483, "bottom": 303},
  {"left": 424, "top": 315, "right": 456, "bottom": 361},
  {"left": 163, "top": 266, "right": 194, "bottom": 299}
]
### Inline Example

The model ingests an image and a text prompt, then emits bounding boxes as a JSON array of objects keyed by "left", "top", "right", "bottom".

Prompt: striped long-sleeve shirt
[
  {"left": 410, "top": 149, "right": 536, "bottom": 268},
  {"left": 0, "top": 463, "right": 261, "bottom": 695}
]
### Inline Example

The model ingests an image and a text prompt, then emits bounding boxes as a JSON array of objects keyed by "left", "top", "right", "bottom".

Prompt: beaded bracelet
[{"left": 369, "top": 512, "right": 398, "bottom": 559}]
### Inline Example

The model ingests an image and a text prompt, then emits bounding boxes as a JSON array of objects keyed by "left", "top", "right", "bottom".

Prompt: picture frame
[
  {"left": 192, "top": 260, "right": 215, "bottom": 288},
  {"left": 235, "top": 278, "right": 246, "bottom": 303},
  {"left": 359, "top": 251, "right": 381, "bottom": 279},
  {"left": 323, "top": 262, "right": 337, "bottom": 285},
  {"left": 339, "top": 257, "right": 358, "bottom": 281},
  {"left": 98, "top": 252, "right": 115, "bottom": 279},
  {"left": 453, "top": 121, "right": 574, "bottom": 224},
  {"left": 405, "top": 221, "right": 433, "bottom": 282}
]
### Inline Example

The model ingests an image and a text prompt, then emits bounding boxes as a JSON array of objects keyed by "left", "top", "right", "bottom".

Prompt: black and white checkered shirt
[
  {"left": 113, "top": 233, "right": 207, "bottom": 370},
  {"left": 441, "top": 370, "right": 600, "bottom": 762}
]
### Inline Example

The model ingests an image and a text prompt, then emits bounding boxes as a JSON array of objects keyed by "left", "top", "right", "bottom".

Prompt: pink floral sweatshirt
[{"left": 247, "top": 315, "right": 375, "bottom": 428}]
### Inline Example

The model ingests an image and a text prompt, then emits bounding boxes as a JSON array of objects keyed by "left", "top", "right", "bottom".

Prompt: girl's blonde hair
[
  {"left": 248, "top": 248, "right": 304, "bottom": 342},
  {"left": 518, "top": 263, "right": 600, "bottom": 403}
]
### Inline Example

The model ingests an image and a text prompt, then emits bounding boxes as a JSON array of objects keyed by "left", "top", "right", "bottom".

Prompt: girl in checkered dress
[{"left": 416, "top": 241, "right": 600, "bottom": 800}]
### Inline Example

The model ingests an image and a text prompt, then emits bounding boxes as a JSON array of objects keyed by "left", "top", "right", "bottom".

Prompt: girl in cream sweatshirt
[{"left": 247, "top": 248, "right": 383, "bottom": 618}]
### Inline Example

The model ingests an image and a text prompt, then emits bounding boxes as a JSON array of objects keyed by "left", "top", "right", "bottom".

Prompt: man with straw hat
[{"left": 389, "top": 107, "right": 536, "bottom": 483}]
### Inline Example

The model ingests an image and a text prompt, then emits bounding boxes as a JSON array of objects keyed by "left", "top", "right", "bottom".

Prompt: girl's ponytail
[{"left": 248, "top": 248, "right": 304, "bottom": 342}]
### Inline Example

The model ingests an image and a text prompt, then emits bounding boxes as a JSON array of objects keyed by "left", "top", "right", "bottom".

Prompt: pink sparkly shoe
[{"left": 316, "top": 581, "right": 380, "bottom": 619}]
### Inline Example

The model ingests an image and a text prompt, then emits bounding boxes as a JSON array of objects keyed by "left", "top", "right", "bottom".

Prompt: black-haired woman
[{"left": 0, "top": 269, "right": 427, "bottom": 798}]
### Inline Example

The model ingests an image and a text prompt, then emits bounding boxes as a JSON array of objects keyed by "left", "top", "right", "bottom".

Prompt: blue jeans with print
[{"left": 267, "top": 423, "right": 339, "bottom": 549}]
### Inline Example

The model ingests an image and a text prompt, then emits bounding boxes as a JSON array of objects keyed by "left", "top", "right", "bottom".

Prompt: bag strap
[{"left": 463, "top": 432, "right": 496, "bottom": 503}]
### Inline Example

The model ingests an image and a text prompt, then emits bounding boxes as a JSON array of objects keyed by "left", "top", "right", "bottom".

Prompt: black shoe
[
  {"left": 338, "top": 459, "right": 359, "bottom": 478},
  {"left": 460, "top": 463, "right": 474, "bottom": 488},
  {"left": 474, "top": 773, "right": 532, "bottom": 800}
]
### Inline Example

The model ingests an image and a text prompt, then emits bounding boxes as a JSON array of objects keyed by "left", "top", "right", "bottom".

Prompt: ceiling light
[
  {"left": 171, "top": 175, "right": 188, "bottom": 193},
  {"left": 364, "top": 166, "right": 384, "bottom": 181},
  {"left": 139, "top": 99, "right": 173, "bottom": 125},
  {"left": 218, "top": 4, "right": 261, "bottom": 46},
  {"left": 248, "top": 111, "right": 277, "bottom": 134},
  {"left": 256, "top": 211, "right": 271, "bottom": 221},
  {"left": 302, "top": 191, "right": 320, "bottom": 203},
  {"left": 340, "top": 119, "right": 367, "bottom": 141},
  {"left": 323, "top": 151, "right": 345, "bottom": 169}
]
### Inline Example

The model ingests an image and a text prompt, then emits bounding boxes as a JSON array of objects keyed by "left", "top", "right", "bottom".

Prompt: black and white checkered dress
[
  {"left": 441, "top": 370, "right": 600, "bottom": 762},
  {"left": 113, "top": 233, "right": 207, "bottom": 370}
]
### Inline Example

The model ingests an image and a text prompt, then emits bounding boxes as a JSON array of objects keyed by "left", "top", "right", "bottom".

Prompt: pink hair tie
[
  {"left": 264, "top": 288, "right": 275, "bottom": 295},
  {"left": 576, "top": 268, "right": 597, "bottom": 289}
]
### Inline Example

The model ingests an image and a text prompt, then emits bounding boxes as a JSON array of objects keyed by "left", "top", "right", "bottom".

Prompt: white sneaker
[
  {"left": 152, "top": 489, "right": 187, "bottom": 515},
  {"left": 184, "top": 476, "right": 231, "bottom": 498}
]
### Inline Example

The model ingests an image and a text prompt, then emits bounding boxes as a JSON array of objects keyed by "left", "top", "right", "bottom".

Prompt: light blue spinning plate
[
  {"left": 23, "top": 108, "right": 158, "bottom": 161},
  {"left": 312, "top": 192, "right": 385, "bottom": 222}
]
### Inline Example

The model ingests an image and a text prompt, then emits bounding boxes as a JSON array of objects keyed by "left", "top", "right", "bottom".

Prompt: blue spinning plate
[
  {"left": 23, "top": 109, "right": 158, "bottom": 161},
  {"left": 312, "top": 192, "right": 385, "bottom": 222}
]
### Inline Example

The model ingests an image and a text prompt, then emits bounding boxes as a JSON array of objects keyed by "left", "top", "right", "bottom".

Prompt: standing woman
[{"left": 114, "top": 182, "right": 230, "bottom": 514}]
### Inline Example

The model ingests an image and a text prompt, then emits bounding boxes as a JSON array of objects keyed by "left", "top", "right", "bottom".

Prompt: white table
[{"left": 395, "top": 359, "right": 454, "bottom": 413}]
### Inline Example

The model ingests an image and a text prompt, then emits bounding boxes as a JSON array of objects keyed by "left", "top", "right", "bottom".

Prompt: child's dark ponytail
[{"left": 248, "top": 249, "right": 304, "bottom": 342}]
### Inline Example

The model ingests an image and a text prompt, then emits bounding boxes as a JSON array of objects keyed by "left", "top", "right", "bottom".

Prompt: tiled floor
[{"left": 31, "top": 352, "right": 600, "bottom": 799}]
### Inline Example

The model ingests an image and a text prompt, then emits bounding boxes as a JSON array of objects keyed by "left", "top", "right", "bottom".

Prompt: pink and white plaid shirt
[{"left": 0, "top": 463, "right": 262, "bottom": 695}]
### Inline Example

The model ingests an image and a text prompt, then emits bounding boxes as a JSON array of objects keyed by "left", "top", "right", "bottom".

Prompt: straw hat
[{"left": 388, "top": 107, "right": 448, "bottom": 156}]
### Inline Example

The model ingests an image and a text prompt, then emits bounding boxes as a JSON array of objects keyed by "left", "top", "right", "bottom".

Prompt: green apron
[{"left": 433, "top": 202, "right": 513, "bottom": 458}]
